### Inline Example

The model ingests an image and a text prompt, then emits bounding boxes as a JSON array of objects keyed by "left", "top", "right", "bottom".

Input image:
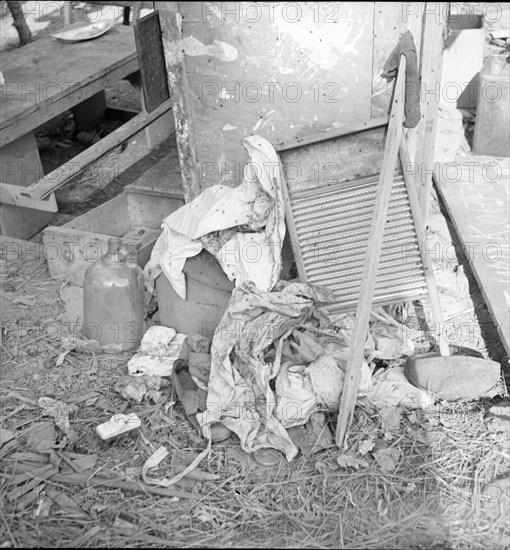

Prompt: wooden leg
[
  {"left": 140, "top": 89, "right": 175, "bottom": 149},
  {"left": 71, "top": 90, "right": 107, "bottom": 133},
  {"left": 0, "top": 133, "right": 53, "bottom": 239}
]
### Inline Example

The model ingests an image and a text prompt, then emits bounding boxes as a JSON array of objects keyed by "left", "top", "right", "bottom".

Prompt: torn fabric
[{"left": 196, "top": 280, "right": 335, "bottom": 462}]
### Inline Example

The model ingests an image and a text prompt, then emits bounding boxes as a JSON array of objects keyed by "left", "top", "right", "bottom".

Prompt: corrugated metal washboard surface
[{"left": 288, "top": 173, "right": 428, "bottom": 313}]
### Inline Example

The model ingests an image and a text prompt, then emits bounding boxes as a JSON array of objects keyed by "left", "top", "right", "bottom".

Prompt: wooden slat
[
  {"left": 415, "top": 2, "right": 448, "bottom": 222},
  {"left": 279, "top": 125, "right": 388, "bottom": 196},
  {"left": 335, "top": 56, "right": 407, "bottom": 448},
  {"left": 399, "top": 136, "right": 450, "bottom": 356}
]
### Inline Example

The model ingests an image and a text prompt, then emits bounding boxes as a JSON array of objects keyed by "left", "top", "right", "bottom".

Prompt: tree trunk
[{"left": 6, "top": 1, "right": 33, "bottom": 46}]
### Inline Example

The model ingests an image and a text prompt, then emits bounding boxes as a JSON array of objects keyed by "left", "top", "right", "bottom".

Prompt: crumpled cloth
[
  {"left": 381, "top": 30, "right": 421, "bottom": 128},
  {"left": 368, "top": 366, "right": 435, "bottom": 409},
  {"left": 196, "top": 280, "right": 335, "bottom": 461},
  {"left": 144, "top": 135, "right": 286, "bottom": 299},
  {"left": 127, "top": 326, "right": 187, "bottom": 377}
]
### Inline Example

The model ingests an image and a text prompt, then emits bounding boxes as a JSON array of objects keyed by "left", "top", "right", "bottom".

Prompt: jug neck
[{"left": 102, "top": 239, "right": 135, "bottom": 264}]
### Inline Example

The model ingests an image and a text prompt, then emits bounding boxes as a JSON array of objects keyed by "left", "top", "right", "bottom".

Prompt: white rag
[{"left": 144, "top": 135, "right": 286, "bottom": 299}]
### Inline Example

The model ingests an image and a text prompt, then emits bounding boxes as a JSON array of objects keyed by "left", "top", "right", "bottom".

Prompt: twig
[{"left": 49, "top": 473, "right": 200, "bottom": 499}]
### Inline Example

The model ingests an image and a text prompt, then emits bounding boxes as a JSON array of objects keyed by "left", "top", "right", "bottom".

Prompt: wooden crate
[{"left": 43, "top": 182, "right": 184, "bottom": 286}]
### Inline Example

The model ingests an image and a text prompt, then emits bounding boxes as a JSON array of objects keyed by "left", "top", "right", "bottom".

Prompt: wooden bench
[{"left": 0, "top": 20, "right": 174, "bottom": 239}]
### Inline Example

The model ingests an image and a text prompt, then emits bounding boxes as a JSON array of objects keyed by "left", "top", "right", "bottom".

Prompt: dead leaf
[
  {"left": 12, "top": 295, "right": 36, "bottom": 306},
  {"left": 373, "top": 446, "right": 401, "bottom": 472},
  {"left": 71, "top": 454, "right": 98, "bottom": 472},
  {"left": 45, "top": 487, "right": 88, "bottom": 517},
  {"left": 26, "top": 422, "right": 58, "bottom": 452},
  {"left": 227, "top": 448, "right": 257, "bottom": 475},
  {"left": 39, "top": 397, "right": 76, "bottom": 433},
  {"left": 336, "top": 454, "right": 369, "bottom": 470},
  {"left": 379, "top": 405, "right": 402, "bottom": 433},
  {"left": 358, "top": 435, "right": 376, "bottom": 456}
]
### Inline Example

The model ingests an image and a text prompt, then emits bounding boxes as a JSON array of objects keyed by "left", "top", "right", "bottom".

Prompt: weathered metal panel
[{"left": 286, "top": 174, "right": 428, "bottom": 312}]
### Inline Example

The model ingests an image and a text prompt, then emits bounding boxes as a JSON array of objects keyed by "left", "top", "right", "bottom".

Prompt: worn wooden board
[
  {"left": 279, "top": 124, "right": 388, "bottom": 195},
  {"left": 170, "top": 2, "right": 385, "bottom": 189},
  {"left": 434, "top": 158, "right": 510, "bottom": 355},
  {"left": 0, "top": 24, "right": 138, "bottom": 147}
]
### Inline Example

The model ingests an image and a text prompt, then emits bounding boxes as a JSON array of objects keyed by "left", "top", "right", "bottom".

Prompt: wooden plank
[
  {"left": 0, "top": 25, "right": 137, "bottom": 141},
  {"left": 336, "top": 56, "right": 407, "bottom": 448},
  {"left": 0, "top": 57, "right": 139, "bottom": 149},
  {"left": 399, "top": 136, "right": 449, "bottom": 356},
  {"left": 16, "top": 100, "right": 173, "bottom": 200},
  {"left": 279, "top": 125, "right": 387, "bottom": 195},
  {"left": 415, "top": 2, "right": 448, "bottom": 222},
  {"left": 274, "top": 117, "right": 388, "bottom": 152},
  {"left": 434, "top": 160, "right": 510, "bottom": 355},
  {"left": 126, "top": 147, "right": 182, "bottom": 194},
  {"left": 158, "top": 3, "right": 201, "bottom": 202},
  {"left": 67, "top": 193, "right": 130, "bottom": 235},
  {"left": 127, "top": 191, "right": 184, "bottom": 229}
]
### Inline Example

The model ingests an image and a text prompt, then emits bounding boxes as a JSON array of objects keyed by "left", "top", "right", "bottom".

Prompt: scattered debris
[
  {"left": 96, "top": 413, "right": 141, "bottom": 441},
  {"left": 127, "top": 326, "right": 186, "bottom": 377},
  {"left": 368, "top": 366, "right": 435, "bottom": 409},
  {"left": 26, "top": 422, "right": 66, "bottom": 453},
  {"left": 336, "top": 454, "right": 369, "bottom": 470},
  {"left": 56, "top": 336, "right": 102, "bottom": 367},
  {"left": 114, "top": 375, "right": 170, "bottom": 403},
  {"left": 38, "top": 397, "right": 76, "bottom": 433}
]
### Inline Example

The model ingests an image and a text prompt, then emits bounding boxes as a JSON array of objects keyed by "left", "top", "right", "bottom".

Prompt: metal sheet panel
[{"left": 286, "top": 174, "right": 428, "bottom": 313}]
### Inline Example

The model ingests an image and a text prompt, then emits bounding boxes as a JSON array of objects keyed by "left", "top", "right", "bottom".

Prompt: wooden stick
[
  {"left": 400, "top": 137, "right": 450, "bottom": 356},
  {"left": 335, "top": 56, "right": 407, "bottom": 449},
  {"left": 49, "top": 473, "right": 200, "bottom": 499}
]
